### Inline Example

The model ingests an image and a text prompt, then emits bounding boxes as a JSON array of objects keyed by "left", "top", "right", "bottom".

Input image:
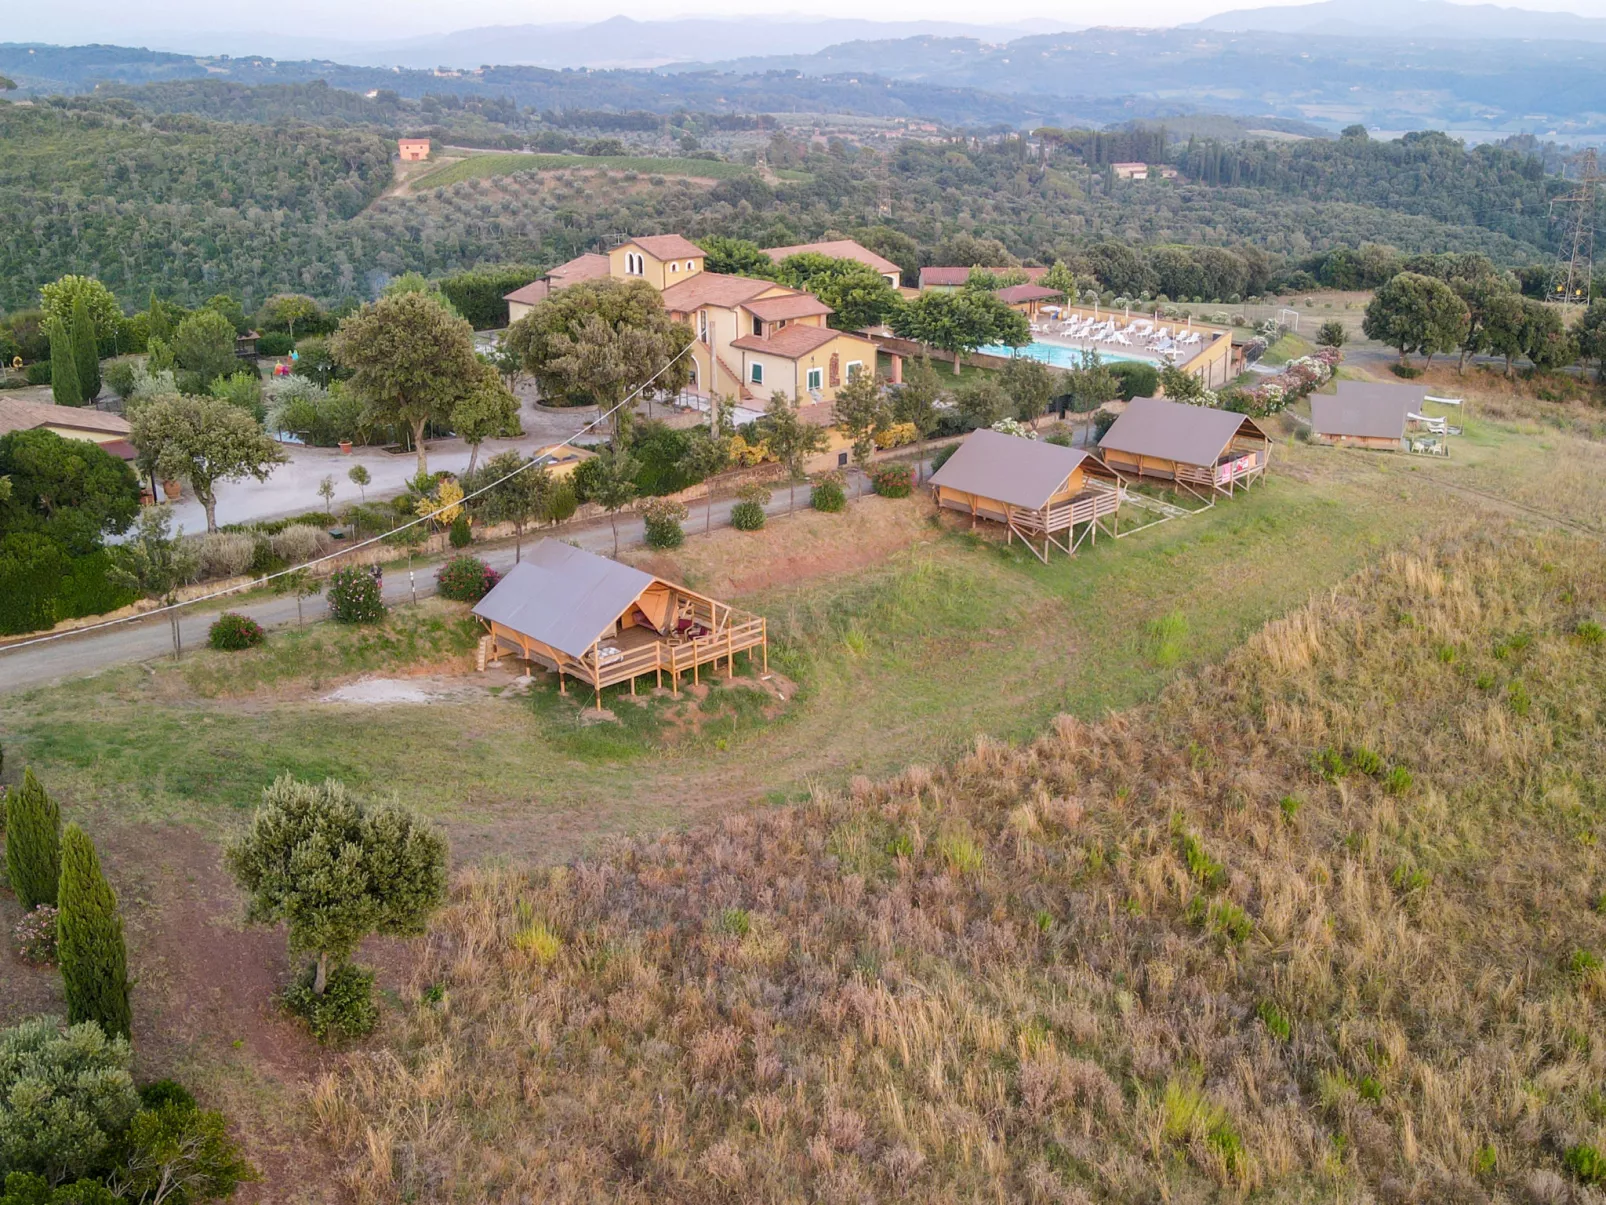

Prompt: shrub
[
  {"left": 0, "top": 1018, "right": 139, "bottom": 1182},
  {"left": 729, "top": 501, "right": 766, "bottom": 531},
  {"left": 1576, "top": 619, "right": 1605, "bottom": 646},
  {"left": 208, "top": 612, "right": 264, "bottom": 651},
  {"left": 268, "top": 524, "right": 325, "bottom": 565},
  {"left": 1315, "top": 319, "right": 1348, "bottom": 348},
  {"left": 24, "top": 361, "right": 51, "bottom": 386},
  {"left": 5, "top": 769, "right": 62, "bottom": 911},
  {"left": 195, "top": 532, "right": 256, "bottom": 580},
  {"left": 0, "top": 1173, "right": 119, "bottom": 1203},
  {"left": 1109, "top": 360, "right": 1159, "bottom": 400},
  {"left": 929, "top": 444, "right": 959, "bottom": 473},
  {"left": 255, "top": 332, "right": 295, "bottom": 357},
  {"left": 101, "top": 360, "right": 137, "bottom": 400},
  {"left": 13, "top": 905, "right": 59, "bottom": 965},
  {"left": 1565, "top": 1143, "right": 1606, "bottom": 1185},
  {"left": 811, "top": 472, "right": 846, "bottom": 513},
  {"left": 118, "top": 1098, "right": 258, "bottom": 1203},
  {"left": 448, "top": 513, "right": 472, "bottom": 548},
  {"left": 1255, "top": 1000, "right": 1292, "bottom": 1041},
  {"left": 326, "top": 566, "right": 385, "bottom": 624},
  {"left": 870, "top": 463, "right": 914, "bottom": 498},
  {"left": 1389, "top": 363, "right": 1423, "bottom": 379},
  {"left": 874, "top": 422, "right": 917, "bottom": 449},
  {"left": 436, "top": 556, "right": 500, "bottom": 603},
  {"left": 57, "top": 825, "right": 132, "bottom": 1041},
  {"left": 282, "top": 962, "right": 379, "bottom": 1043},
  {"left": 642, "top": 497, "right": 688, "bottom": 549}
]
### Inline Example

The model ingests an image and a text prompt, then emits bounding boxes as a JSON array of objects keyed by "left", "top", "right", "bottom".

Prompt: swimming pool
[{"left": 978, "top": 341, "right": 1156, "bottom": 369}]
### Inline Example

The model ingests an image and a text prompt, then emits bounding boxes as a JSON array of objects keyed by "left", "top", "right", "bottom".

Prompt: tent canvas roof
[
  {"left": 472, "top": 540, "right": 656, "bottom": 659},
  {"left": 1311, "top": 381, "right": 1425, "bottom": 440},
  {"left": 1098, "top": 397, "right": 1267, "bottom": 467},
  {"left": 928, "top": 428, "right": 1093, "bottom": 510}
]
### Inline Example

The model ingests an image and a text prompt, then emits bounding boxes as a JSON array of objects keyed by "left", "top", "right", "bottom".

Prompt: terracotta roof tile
[
  {"left": 621, "top": 234, "right": 706, "bottom": 261},
  {"left": 659, "top": 272, "right": 779, "bottom": 313},
  {"left": 730, "top": 325, "right": 843, "bottom": 358},
  {"left": 745, "top": 295, "right": 833, "bottom": 321},
  {"left": 0, "top": 397, "right": 132, "bottom": 439}
]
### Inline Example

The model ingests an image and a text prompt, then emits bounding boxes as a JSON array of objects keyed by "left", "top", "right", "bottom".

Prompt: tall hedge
[
  {"left": 47, "top": 316, "right": 81, "bottom": 406},
  {"left": 70, "top": 294, "right": 101, "bottom": 403},
  {"left": 438, "top": 265, "right": 543, "bottom": 330},
  {"left": 5, "top": 767, "right": 62, "bottom": 909},
  {"left": 58, "top": 823, "right": 132, "bottom": 1041}
]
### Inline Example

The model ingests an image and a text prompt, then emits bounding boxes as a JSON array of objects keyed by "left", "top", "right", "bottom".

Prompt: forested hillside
[{"left": 0, "top": 93, "right": 1580, "bottom": 312}]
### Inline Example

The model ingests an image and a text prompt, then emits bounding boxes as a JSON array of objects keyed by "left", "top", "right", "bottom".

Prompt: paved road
[{"left": 0, "top": 481, "right": 861, "bottom": 695}]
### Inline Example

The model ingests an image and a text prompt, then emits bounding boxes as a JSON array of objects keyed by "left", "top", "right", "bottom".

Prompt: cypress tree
[
  {"left": 58, "top": 823, "right": 132, "bottom": 1041},
  {"left": 48, "top": 316, "right": 82, "bottom": 406},
  {"left": 70, "top": 293, "right": 101, "bottom": 402},
  {"left": 5, "top": 767, "right": 62, "bottom": 909}
]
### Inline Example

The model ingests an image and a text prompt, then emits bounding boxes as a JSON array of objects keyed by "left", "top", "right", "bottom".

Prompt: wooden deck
[
  {"left": 1108, "top": 440, "right": 1269, "bottom": 504},
  {"left": 1001, "top": 480, "right": 1124, "bottom": 564},
  {"left": 485, "top": 609, "right": 768, "bottom": 702}
]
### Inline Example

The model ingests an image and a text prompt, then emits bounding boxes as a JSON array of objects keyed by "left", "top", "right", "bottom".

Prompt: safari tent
[
  {"left": 1096, "top": 396, "right": 1271, "bottom": 502},
  {"left": 472, "top": 540, "right": 766, "bottom": 706},
  {"left": 928, "top": 428, "right": 1124, "bottom": 562},
  {"left": 1310, "top": 381, "right": 1453, "bottom": 455}
]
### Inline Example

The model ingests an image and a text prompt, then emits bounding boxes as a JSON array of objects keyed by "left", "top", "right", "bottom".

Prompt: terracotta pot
[
  {"left": 161, "top": 479, "right": 183, "bottom": 501},
  {"left": 339, "top": 441, "right": 353, "bottom": 454}
]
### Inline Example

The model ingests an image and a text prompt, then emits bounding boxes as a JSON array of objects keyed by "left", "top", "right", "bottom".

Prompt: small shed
[
  {"left": 1097, "top": 396, "right": 1271, "bottom": 501},
  {"left": 1310, "top": 381, "right": 1447, "bottom": 453},
  {"left": 472, "top": 540, "right": 766, "bottom": 705},
  {"left": 398, "top": 138, "right": 431, "bottom": 162},
  {"left": 929, "top": 429, "right": 1124, "bottom": 562}
]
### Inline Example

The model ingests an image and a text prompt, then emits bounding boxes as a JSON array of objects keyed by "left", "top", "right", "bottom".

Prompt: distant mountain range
[{"left": 1191, "top": 0, "right": 1606, "bottom": 42}]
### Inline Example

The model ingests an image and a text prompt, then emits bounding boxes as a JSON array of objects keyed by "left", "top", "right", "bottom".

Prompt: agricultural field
[
  {"left": 413, "top": 151, "right": 754, "bottom": 190},
  {"left": 1, "top": 385, "right": 1604, "bottom": 1199}
]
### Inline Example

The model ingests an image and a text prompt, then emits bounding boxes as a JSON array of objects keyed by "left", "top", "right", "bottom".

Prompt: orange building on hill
[{"left": 397, "top": 138, "right": 431, "bottom": 162}]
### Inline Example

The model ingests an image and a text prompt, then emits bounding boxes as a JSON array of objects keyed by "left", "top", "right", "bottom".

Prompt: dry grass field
[{"left": 313, "top": 524, "right": 1606, "bottom": 1203}]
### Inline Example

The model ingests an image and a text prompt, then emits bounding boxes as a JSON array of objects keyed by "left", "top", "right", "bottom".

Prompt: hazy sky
[{"left": 13, "top": 0, "right": 1606, "bottom": 46}]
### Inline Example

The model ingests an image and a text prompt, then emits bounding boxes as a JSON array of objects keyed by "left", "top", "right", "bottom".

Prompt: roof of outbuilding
[
  {"left": 471, "top": 540, "right": 656, "bottom": 660},
  {"left": 1310, "top": 381, "right": 1425, "bottom": 440},
  {"left": 763, "top": 239, "right": 900, "bottom": 276},
  {"left": 620, "top": 234, "right": 706, "bottom": 261},
  {"left": 919, "top": 265, "right": 1048, "bottom": 288},
  {"left": 928, "top": 428, "right": 1094, "bottom": 510},
  {"left": 1097, "top": 396, "right": 1268, "bottom": 467}
]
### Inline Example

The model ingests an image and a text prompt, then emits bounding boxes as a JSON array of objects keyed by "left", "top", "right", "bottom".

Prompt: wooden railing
[{"left": 1011, "top": 484, "right": 1122, "bottom": 535}]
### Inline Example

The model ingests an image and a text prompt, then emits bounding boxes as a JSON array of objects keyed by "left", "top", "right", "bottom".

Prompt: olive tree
[
  {"left": 225, "top": 775, "right": 448, "bottom": 997},
  {"left": 129, "top": 394, "right": 286, "bottom": 533},
  {"left": 331, "top": 291, "right": 481, "bottom": 476}
]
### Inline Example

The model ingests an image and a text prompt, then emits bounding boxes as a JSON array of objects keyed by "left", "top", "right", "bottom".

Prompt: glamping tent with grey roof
[
  {"left": 472, "top": 540, "right": 766, "bottom": 705},
  {"left": 1310, "top": 381, "right": 1455, "bottom": 455},
  {"left": 1096, "top": 396, "right": 1271, "bottom": 502},
  {"left": 928, "top": 428, "right": 1124, "bottom": 562}
]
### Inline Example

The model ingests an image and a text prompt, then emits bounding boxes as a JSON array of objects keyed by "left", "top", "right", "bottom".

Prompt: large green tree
[
  {"left": 128, "top": 394, "right": 286, "bottom": 532},
  {"left": 587, "top": 445, "right": 641, "bottom": 557},
  {"left": 506, "top": 279, "right": 693, "bottom": 442},
  {"left": 5, "top": 768, "right": 62, "bottom": 911},
  {"left": 38, "top": 276, "right": 121, "bottom": 345},
  {"left": 997, "top": 356, "right": 1061, "bottom": 428},
  {"left": 1520, "top": 299, "right": 1578, "bottom": 372},
  {"left": 256, "top": 293, "right": 324, "bottom": 340},
  {"left": 170, "top": 310, "right": 239, "bottom": 391},
  {"left": 471, "top": 451, "right": 548, "bottom": 562},
  {"left": 331, "top": 291, "right": 482, "bottom": 475},
  {"left": 1577, "top": 299, "right": 1606, "bottom": 381},
  {"left": 759, "top": 392, "right": 829, "bottom": 511},
  {"left": 1454, "top": 276, "right": 1523, "bottom": 373},
  {"left": 1362, "top": 272, "right": 1470, "bottom": 366},
  {"left": 226, "top": 775, "right": 447, "bottom": 996},
  {"left": 890, "top": 355, "right": 945, "bottom": 480},
  {"left": 892, "top": 290, "right": 1029, "bottom": 373},
  {"left": 829, "top": 371, "right": 887, "bottom": 472},
  {"left": 449, "top": 365, "right": 521, "bottom": 476},
  {"left": 57, "top": 824, "right": 132, "bottom": 1042},
  {"left": 776, "top": 254, "right": 902, "bottom": 331},
  {"left": 0, "top": 429, "right": 139, "bottom": 554}
]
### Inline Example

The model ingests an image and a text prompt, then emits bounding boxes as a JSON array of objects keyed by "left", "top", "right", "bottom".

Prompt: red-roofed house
[
  {"left": 504, "top": 253, "right": 613, "bottom": 323},
  {"left": 993, "top": 282, "right": 1066, "bottom": 319},
  {"left": 398, "top": 138, "right": 431, "bottom": 162}
]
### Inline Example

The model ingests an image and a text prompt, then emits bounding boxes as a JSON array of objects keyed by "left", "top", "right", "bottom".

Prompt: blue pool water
[{"left": 978, "top": 341, "right": 1154, "bottom": 369}]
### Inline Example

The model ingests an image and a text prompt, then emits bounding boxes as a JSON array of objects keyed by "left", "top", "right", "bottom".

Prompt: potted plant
[
  {"left": 161, "top": 479, "right": 183, "bottom": 501},
  {"left": 339, "top": 439, "right": 353, "bottom": 454}
]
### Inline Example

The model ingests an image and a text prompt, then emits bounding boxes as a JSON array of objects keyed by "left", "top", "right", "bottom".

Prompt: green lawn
[{"left": 415, "top": 152, "right": 751, "bottom": 189}]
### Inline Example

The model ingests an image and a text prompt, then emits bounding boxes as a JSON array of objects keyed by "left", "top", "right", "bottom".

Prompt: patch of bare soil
[{"left": 629, "top": 494, "right": 938, "bottom": 597}]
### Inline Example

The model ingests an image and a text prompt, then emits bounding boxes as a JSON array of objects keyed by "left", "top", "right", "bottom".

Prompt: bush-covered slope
[{"left": 315, "top": 526, "right": 1606, "bottom": 1201}]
